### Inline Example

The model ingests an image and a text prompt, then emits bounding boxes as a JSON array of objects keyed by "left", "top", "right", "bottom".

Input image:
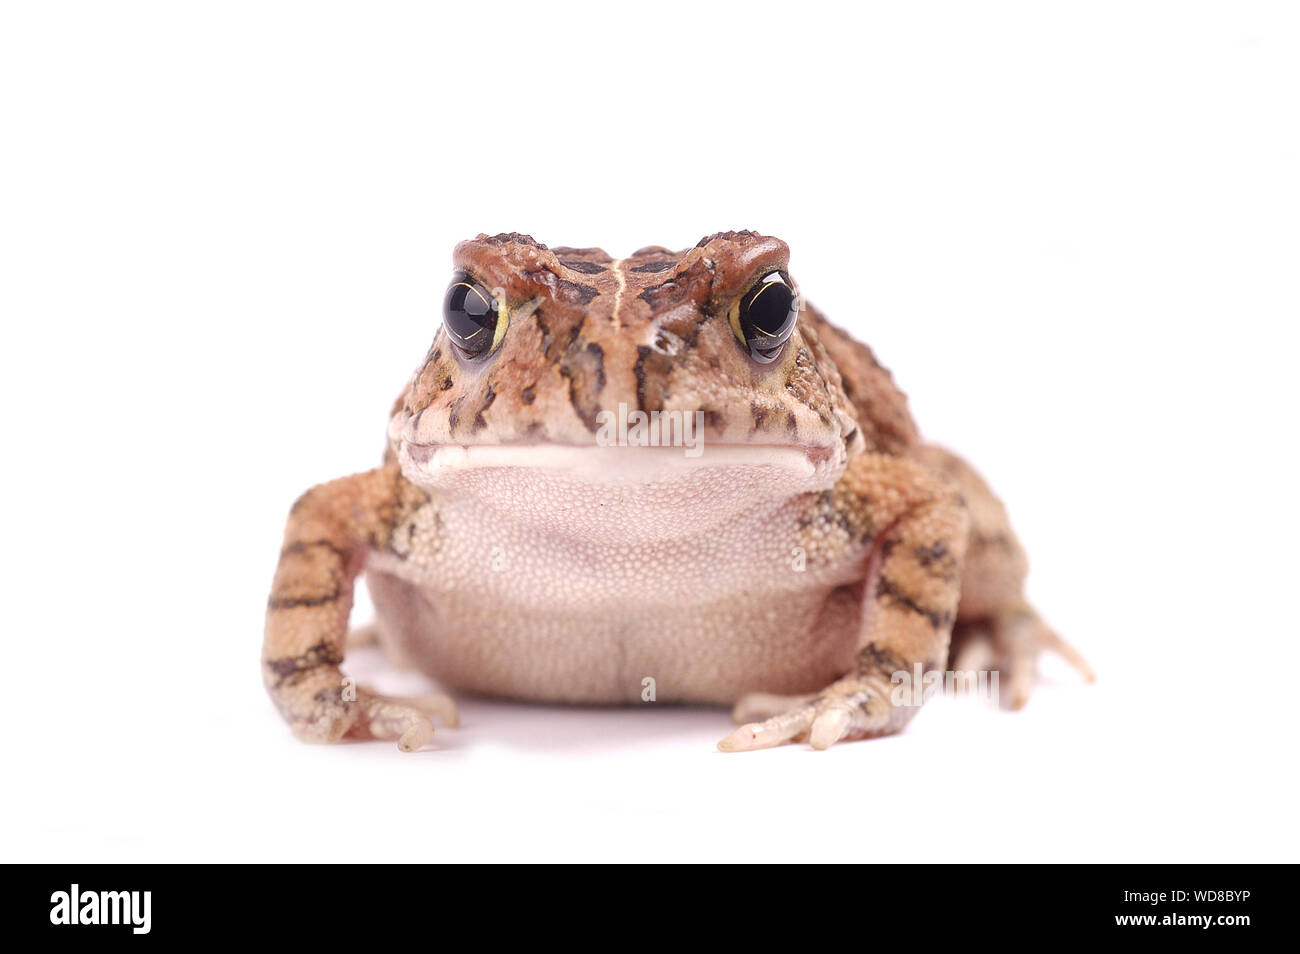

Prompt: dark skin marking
[
  {"left": 313, "top": 686, "right": 345, "bottom": 706},
  {"left": 267, "top": 668, "right": 318, "bottom": 707},
  {"left": 832, "top": 506, "right": 857, "bottom": 540},
  {"left": 913, "top": 540, "right": 961, "bottom": 583},
  {"left": 914, "top": 541, "right": 950, "bottom": 566},
  {"left": 633, "top": 346, "right": 650, "bottom": 411},
  {"left": 828, "top": 488, "right": 880, "bottom": 544},
  {"left": 876, "top": 576, "right": 954, "bottom": 630},
  {"left": 557, "top": 278, "right": 600, "bottom": 306},
  {"left": 794, "top": 482, "right": 857, "bottom": 547},
  {"left": 525, "top": 267, "right": 600, "bottom": 307},
  {"left": 633, "top": 344, "right": 676, "bottom": 413},
  {"left": 637, "top": 278, "right": 693, "bottom": 311},
  {"left": 585, "top": 342, "right": 606, "bottom": 389},
  {"left": 301, "top": 686, "right": 347, "bottom": 725},
  {"left": 856, "top": 642, "right": 909, "bottom": 677},
  {"left": 397, "top": 520, "right": 419, "bottom": 554},
  {"left": 631, "top": 260, "right": 676, "bottom": 273},
  {"left": 795, "top": 489, "right": 834, "bottom": 531},
  {"left": 471, "top": 382, "right": 497, "bottom": 433},
  {"left": 264, "top": 641, "right": 345, "bottom": 686},
  {"left": 534, "top": 309, "right": 583, "bottom": 366},
  {"left": 279, "top": 539, "right": 347, "bottom": 562},
  {"left": 447, "top": 394, "right": 464, "bottom": 434},
  {"left": 558, "top": 341, "right": 607, "bottom": 432},
  {"left": 267, "top": 588, "right": 341, "bottom": 612},
  {"left": 559, "top": 260, "right": 607, "bottom": 274}
]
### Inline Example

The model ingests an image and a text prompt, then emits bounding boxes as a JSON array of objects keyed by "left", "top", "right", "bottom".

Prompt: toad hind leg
[
  {"left": 919, "top": 444, "right": 1094, "bottom": 709},
  {"left": 721, "top": 453, "right": 970, "bottom": 752},
  {"left": 262, "top": 466, "right": 456, "bottom": 750}
]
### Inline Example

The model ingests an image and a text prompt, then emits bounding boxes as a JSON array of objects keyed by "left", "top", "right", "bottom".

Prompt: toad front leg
[
  {"left": 262, "top": 466, "right": 455, "bottom": 751},
  {"left": 720, "top": 453, "right": 969, "bottom": 752}
]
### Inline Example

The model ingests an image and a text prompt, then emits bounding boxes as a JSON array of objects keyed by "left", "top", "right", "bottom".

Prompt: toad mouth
[{"left": 401, "top": 441, "right": 838, "bottom": 482}]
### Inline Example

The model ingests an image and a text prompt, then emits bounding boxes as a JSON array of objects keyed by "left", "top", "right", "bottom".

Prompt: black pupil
[
  {"left": 443, "top": 275, "right": 498, "bottom": 356},
  {"left": 739, "top": 271, "right": 797, "bottom": 362}
]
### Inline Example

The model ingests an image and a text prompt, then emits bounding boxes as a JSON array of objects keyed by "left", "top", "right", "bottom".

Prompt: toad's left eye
[
  {"left": 730, "top": 270, "right": 798, "bottom": 364},
  {"left": 443, "top": 272, "right": 508, "bottom": 359}
]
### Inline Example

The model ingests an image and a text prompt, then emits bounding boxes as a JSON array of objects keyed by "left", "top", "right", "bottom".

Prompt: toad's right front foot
[{"left": 267, "top": 664, "right": 458, "bottom": 751}]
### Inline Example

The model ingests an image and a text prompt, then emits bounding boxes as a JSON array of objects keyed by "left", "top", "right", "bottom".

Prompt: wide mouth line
[
  {"left": 400, "top": 440, "right": 838, "bottom": 476},
  {"left": 402, "top": 439, "right": 833, "bottom": 453}
]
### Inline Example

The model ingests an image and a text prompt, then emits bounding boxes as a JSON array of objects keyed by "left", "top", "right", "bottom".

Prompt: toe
[
  {"left": 397, "top": 719, "right": 436, "bottom": 752},
  {"left": 717, "top": 706, "right": 814, "bottom": 752},
  {"left": 809, "top": 706, "right": 853, "bottom": 749},
  {"left": 1036, "top": 625, "right": 1097, "bottom": 683}
]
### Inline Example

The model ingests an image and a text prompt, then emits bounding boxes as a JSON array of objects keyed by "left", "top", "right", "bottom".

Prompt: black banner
[{"left": 6, "top": 864, "right": 1278, "bottom": 941}]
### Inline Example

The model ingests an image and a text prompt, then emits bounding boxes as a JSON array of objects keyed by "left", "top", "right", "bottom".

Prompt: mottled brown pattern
[{"left": 393, "top": 232, "right": 862, "bottom": 457}]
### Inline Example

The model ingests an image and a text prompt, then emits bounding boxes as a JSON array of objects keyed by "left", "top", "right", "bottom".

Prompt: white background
[{"left": 2, "top": 1, "right": 1297, "bottom": 862}]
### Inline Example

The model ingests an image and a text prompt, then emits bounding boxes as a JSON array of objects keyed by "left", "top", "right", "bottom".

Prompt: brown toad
[{"left": 262, "top": 231, "right": 1092, "bottom": 752}]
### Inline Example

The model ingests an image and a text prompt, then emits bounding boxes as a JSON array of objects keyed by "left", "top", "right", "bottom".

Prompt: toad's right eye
[{"left": 443, "top": 272, "right": 507, "bottom": 359}]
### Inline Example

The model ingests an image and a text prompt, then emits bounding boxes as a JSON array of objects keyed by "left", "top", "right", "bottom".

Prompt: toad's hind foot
[{"left": 950, "top": 604, "right": 1094, "bottom": 710}]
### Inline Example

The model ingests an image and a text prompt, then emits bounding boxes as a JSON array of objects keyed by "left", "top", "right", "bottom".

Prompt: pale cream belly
[
  {"left": 362, "top": 490, "right": 870, "bottom": 703},
  {"left": 365, "top": 566, "right": 864, "bottom": 704}
]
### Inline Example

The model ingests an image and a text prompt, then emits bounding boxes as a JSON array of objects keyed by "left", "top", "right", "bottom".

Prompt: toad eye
[
  {"left": 730, "top": 270, "right": 798, "bottom": 364},
  {"left": 443, "top": 272, "right": 507, "bottom": 359}
]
